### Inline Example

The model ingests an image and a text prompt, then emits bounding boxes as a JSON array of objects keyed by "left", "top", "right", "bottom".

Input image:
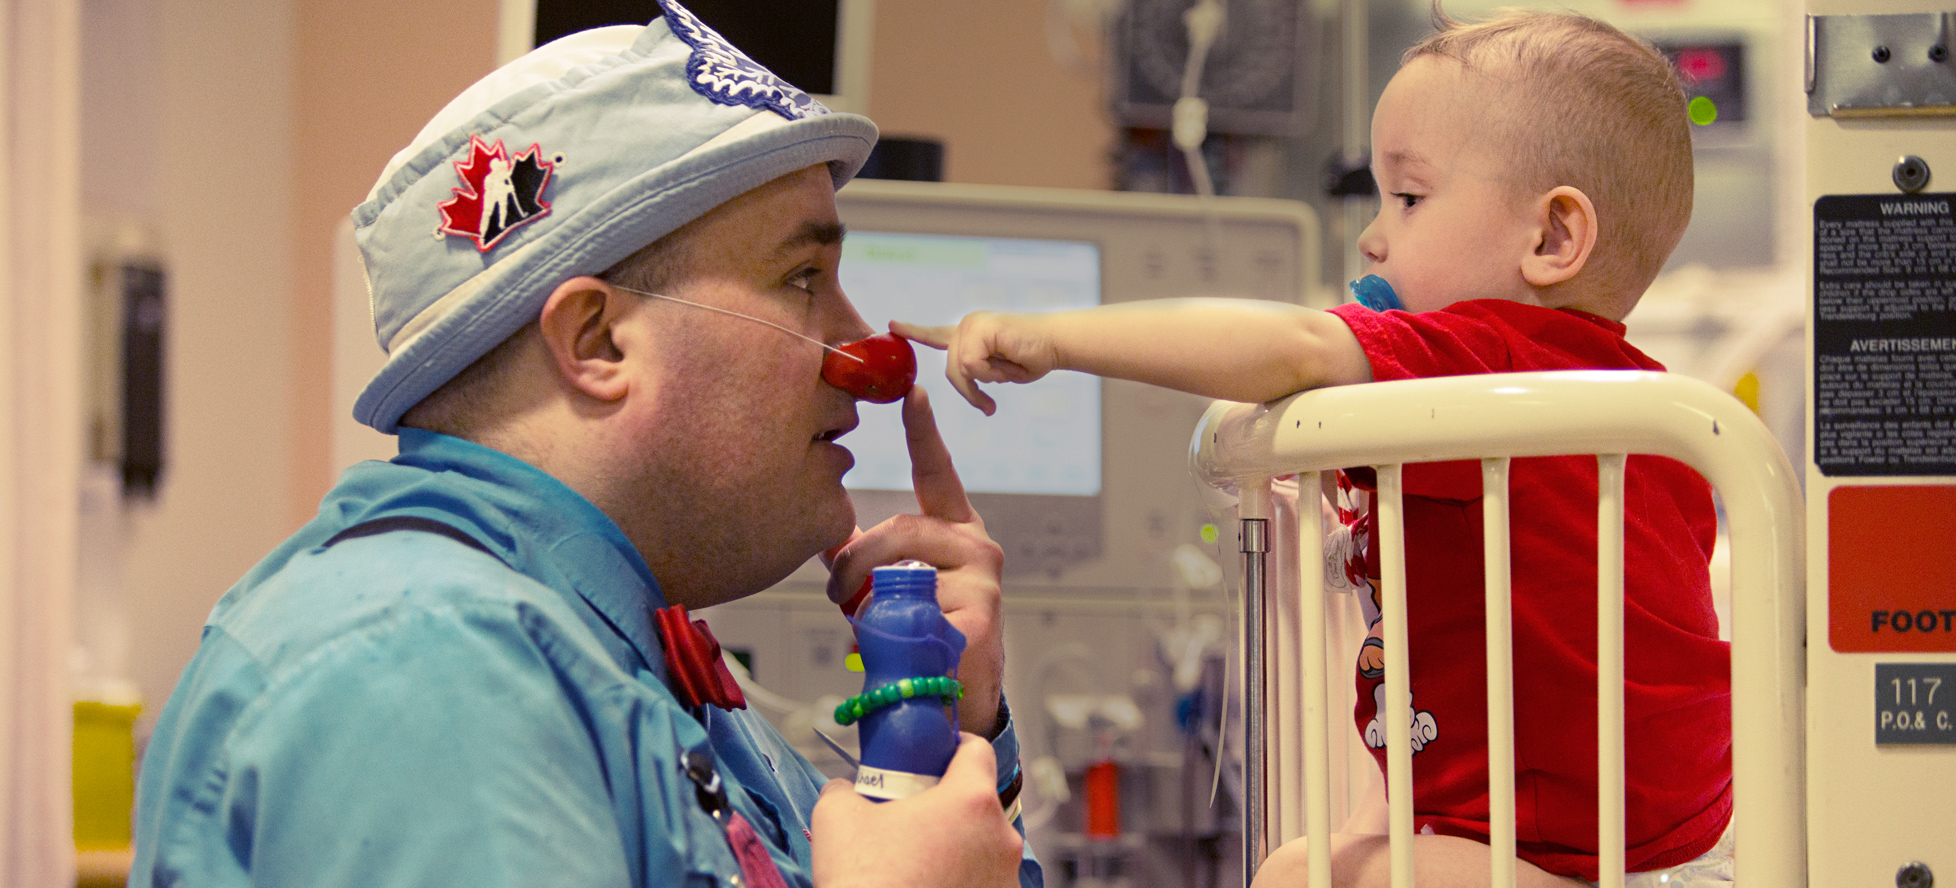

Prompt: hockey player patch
[{"left": 437, "top": 136, "right": 557, "bottom": 252}]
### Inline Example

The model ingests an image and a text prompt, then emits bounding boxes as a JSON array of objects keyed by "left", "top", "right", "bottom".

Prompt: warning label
[{"left": 1814, "top": 193, "right": 1956, "bottom": 476}]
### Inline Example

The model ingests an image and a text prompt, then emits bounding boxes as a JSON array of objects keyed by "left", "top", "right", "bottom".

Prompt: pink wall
[
  {"left": 289, "top": 0, "right": 500, "bottom": 521},
  {"left": 868, "top": 1, "right": 1112, "bottom": 190}
]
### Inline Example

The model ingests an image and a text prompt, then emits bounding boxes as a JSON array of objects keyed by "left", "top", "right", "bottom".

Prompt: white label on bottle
[{"left": 853, "top": 765, "right": 940, "bottom": 800}]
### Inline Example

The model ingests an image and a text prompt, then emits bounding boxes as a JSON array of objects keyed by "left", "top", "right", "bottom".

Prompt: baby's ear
[{"left": 1520, "top": 186, "right": 1597, "bottom": 287}]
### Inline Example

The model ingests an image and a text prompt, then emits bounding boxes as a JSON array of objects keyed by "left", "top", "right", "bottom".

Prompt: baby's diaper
[{"left": 1586, "top": 824, "right": 1734, "bottom": 888}]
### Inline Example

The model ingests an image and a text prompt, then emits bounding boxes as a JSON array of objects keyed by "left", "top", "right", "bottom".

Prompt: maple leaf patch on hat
[{"left": 437, "top": 136, "right": 559, "bottom": 252}]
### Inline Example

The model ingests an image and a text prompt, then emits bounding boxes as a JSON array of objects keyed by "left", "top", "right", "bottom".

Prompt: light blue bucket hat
[{"left": 351, "top": 0, "right": 878, "bottom": 432}]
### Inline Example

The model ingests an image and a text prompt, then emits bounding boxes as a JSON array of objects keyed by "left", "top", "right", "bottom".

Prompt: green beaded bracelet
[{"left": 832, "top": 675, "right": 965, "bottom": 726}]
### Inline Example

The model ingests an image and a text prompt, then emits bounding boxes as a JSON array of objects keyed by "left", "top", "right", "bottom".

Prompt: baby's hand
[{"left": 891, "top": 315, "right": 1060, "bottom": 416}]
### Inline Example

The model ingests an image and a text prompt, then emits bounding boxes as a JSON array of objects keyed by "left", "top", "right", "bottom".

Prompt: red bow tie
[{"left": 654, "top": 605, "right": 747, "bottom": 711}]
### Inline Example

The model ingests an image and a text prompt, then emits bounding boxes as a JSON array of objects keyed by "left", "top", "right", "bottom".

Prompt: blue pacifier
[{"left": 1349, "top": 275, "right": 1403, "bottom": 312}]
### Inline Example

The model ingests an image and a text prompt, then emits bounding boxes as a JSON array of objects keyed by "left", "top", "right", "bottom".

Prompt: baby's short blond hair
[{"left": 1406, "top": 7, "right": 1693, "bottom": 303}]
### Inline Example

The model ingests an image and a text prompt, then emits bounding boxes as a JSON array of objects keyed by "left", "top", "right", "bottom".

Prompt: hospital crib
[{"left": 1191, "top": 370, "right": 1805, "bottom": 888}]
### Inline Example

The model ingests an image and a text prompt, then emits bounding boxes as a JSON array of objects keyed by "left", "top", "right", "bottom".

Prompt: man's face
[
  {"left": 1358, "top": 56, "right": 1540, "bottom": 312},
  {"left": 611, "top": 165, "right": 873, "bottom": 607}
]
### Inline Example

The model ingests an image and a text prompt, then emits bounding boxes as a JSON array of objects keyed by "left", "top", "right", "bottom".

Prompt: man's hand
[
  {"left": 811, "top": 734, "right": 1022, "bottom": 888},
  {"left": 824, "top": 387, "right": 1006, "bottom": 736},
  {"left": 891, "top": 316, "right": 1056, "bottom": 417}
]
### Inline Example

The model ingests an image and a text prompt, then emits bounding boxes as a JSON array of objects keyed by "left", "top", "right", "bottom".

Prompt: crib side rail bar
[
  {"left": 1597, "top": 454, "right": 1628, "bottom": 888},
  {"left": 1483, "top": 458, "right": 1517, "bottom": 888},
  {"left": 1192, "top": 370, "right": 1806, "bottom": 887},
  {"left": 1295, "top": 476, "right": 1334, "bottom": 888},
  {"left": 1376, "top": 466, "right": 1416, "bottom": 888}
]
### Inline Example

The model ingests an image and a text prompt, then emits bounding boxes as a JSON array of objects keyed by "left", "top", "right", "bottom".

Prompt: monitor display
[
  {"left": 533, "top": 0, "right": 839, "bottom": 95},
  {"left": 837, "top": 231, "right": 1102, "bottom": 496},
  {"left": 516, "top": 0, "right": 870, "bottom": 112}
]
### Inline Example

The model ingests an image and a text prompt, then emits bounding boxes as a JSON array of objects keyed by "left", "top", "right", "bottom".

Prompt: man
[{"left": 130, "top": 6, "right": 1037, "bottom": 887}]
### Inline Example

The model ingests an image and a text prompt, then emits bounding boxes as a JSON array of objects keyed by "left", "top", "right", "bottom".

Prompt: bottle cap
[{"left": 870, "top": 561, "right": 937, "bottom": 598}]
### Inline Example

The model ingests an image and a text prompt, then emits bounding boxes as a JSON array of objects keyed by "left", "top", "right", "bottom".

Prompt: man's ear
[
  {"left": 1520, "top": 186, "right": 1597, "bottom": 287},
  {"left": 537, "top": 276, "right": 632, "bottom": 402}
]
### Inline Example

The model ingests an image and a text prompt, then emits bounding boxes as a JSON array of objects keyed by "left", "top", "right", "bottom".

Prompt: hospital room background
[{"left": 5, "top": 0, "right": 1945, "bottom": 884}]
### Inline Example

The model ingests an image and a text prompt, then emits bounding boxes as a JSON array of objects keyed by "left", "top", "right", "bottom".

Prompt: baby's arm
[{"left": 893, "top": 299, "right": 1373, "bottom": 415}]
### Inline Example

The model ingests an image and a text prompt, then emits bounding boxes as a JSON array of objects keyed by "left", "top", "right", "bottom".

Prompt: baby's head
[{"left": 1359, "top": 8, "right": 1692, "bottom": 321}]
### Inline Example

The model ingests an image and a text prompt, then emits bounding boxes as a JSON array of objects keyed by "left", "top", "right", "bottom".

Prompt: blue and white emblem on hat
[{"left": 659, "top": 0, "right": 824, "bottom": 121}]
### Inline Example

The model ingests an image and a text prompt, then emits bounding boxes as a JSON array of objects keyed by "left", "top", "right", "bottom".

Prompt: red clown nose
[{"left": 822, "top": 332, "right": 916, "bottom": 403}]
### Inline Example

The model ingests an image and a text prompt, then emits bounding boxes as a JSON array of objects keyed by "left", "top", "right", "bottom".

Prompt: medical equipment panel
[
  {"left": 1805, "top": 4, "right": 1956, "bottom": 884},
  {"left": 824, "top": 180, "right": 1320, "bottom": 585}
]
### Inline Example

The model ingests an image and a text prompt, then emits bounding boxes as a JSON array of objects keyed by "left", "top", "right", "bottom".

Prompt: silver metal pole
[
  {"left": 1340, "top": 0, "right": 1372, "bottom": 288},
  {"left": 1241, "top": 516, "right": 1270, "bottom": 886}
]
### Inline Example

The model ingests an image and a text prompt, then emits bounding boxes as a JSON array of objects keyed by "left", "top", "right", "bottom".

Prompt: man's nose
[{"left": 827, "top": 293, "right": 875, "bottom": 344}]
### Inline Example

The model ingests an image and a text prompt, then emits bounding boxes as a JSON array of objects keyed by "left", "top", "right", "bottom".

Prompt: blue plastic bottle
[{"left": 850, "top": 561, "right": 966, "bottom": 801}]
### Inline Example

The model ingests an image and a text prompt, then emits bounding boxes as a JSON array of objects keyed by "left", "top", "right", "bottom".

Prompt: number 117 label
[{"left": 1876, "top": 663, "right": 1956, "bottom": 746}]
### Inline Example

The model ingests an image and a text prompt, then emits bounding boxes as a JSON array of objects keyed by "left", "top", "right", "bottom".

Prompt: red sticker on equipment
[{"left": 1830, "top": 485, "right": 1956, "bottom": 652}]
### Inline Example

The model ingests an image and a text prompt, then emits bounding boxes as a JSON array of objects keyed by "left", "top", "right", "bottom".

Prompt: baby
[{"left": 898, "top": 9, "right": 1730, "bottom": 888}]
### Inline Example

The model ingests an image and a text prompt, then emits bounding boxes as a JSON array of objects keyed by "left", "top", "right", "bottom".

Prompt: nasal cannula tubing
[{"left": 609, "top": 283, "right": 865, "bottom": 364}]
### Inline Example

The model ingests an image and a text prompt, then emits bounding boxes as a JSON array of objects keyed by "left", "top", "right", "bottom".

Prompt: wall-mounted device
[
  {"left": 1114, "top": 0, "right": 1316, "bottom": 137},
  {"left": 85, "top": 219, "right": 167, "bottom": 499},
  {"left": 1654, "top": 39, "right": 1749, "bottom": 128}
]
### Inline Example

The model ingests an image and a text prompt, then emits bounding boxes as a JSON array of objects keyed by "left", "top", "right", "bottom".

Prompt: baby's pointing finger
[{"left": 888, "top": 320, "right": 949, "bottom": 350}]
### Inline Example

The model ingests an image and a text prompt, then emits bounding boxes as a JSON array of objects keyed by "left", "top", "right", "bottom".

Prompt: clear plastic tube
[{"left": 610, "top": 284, "right": 863, "bottom": 363}]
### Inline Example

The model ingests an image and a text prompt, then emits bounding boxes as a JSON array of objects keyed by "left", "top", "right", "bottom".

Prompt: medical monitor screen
[
  {"left": 838, "top": 232, "right": 1102, "bottom": 496},
  {"left": 532, "top": 1, "right": 840, "bottom": 94}
]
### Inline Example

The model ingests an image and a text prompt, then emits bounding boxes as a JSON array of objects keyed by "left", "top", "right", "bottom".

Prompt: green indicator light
[
  {"left": 1687, "top": 96, "right": 1718, "bottom": 126},
  {"left": 1199, "top": 523, "right": 1219, "bottom": 544}
]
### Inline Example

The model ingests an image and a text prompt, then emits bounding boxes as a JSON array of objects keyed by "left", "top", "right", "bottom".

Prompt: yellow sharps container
[{"left": 74, "top": 695, "right": 142, "bottom": 851}]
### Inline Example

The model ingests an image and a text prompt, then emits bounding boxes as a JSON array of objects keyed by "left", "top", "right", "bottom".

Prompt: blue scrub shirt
[{"left": 131, "top": 429, "right": 1039, "bottom": 887}]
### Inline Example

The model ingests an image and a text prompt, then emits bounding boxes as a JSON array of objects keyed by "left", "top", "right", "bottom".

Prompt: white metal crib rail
[{"left": 1190, "top": 370, "right": 1805, "bottom": 888}]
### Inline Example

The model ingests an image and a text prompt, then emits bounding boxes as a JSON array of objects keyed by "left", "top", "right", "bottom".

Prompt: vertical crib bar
[
  {"left": 1482, "top": 459, "right": 1516, "bottom": 888},
  {"left": 1595, "top": 454, "right": 1626, "bottom": 888},
  {"left": 1272, "top": 488, "right": 1303, "bottom": 847},
  {"left": 1242, "top": 514, "right": 1271, "bottom": 882},
  {"left": 1298, "top": 473, "right": 1333, "bottom": 888},
  {"left": 1377, "top": 464, "right": 1415, "bottom": 888}
]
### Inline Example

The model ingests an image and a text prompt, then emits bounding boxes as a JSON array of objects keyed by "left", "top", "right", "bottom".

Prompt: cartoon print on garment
[
  {"left": 1335, "top": 471, "right": 1387, "bottom": 680},
  {"left": 1364, "top": 685, "right": 1440, "bottom": 753},
  {"left": 656, "top": 0, "right": 827, "bottom": 121},
  {"left": 1322, "top": 485, "right": 1372, "bottom": 599},
  {"left": 1335, "top": 469, "right": 1441, "bottom": 754}
]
